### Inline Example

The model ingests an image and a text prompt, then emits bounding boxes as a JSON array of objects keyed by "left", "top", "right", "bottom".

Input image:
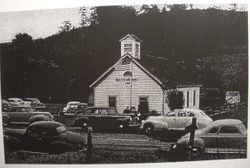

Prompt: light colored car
[
  {"left": 7, "top": 98, "right": 31, "bottom": 107},
  {"left": 172, "top": 119, "right": 247, "bottom": 157},
  {"left": 7, "top": 98, "right": 23, "bottom": 106},
  {"left": 24, "top": 98, "right": 46, "bottom": 109},
  {"left": 141, "top": 108, "right": 213, "bottom": 135},
  {"left": 63, "top": 101, "right": 80, "bottom": 113}
]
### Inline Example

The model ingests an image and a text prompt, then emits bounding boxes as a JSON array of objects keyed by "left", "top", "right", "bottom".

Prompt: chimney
[{"left": 119, "top": 34, "right": 142, "bottom": 59}]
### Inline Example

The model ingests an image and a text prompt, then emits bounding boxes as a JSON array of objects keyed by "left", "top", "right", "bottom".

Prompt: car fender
[
  {"left": 74, "top": 117, "right": 89, "bottom": 126},
  {"left": 29, "top": 114, "right": 51, "bottom": 123},
  {"left": 143, "top": 120, "right": 168, "bottom": 131},
  {"left": 50, "top": 141, "right": 75, "bottom": 153},
  {"left": 4, "top": 135, "right": 22, "bottom": 151}
]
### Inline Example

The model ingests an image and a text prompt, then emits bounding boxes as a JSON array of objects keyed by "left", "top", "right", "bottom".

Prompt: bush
[{"left": 167, "top": 90, "right": 184, "bottom": 111}]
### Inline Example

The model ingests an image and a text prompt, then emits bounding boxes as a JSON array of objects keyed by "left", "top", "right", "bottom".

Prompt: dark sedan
[
  {"left": 4, "top": 121, "right": 87, "bottom": 154},
  {"left": 73, "top": 106, "right": 133, "bottom": 131}
]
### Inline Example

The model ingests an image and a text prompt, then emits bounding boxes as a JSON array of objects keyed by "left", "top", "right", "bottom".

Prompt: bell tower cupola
[{"left": 119, "top": 34, "right": 142, "bottom": 59}]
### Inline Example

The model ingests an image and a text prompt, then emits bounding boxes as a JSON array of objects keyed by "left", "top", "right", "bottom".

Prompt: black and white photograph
[{"left": 0, "top": 0, "right": 248, "bottom": 166}]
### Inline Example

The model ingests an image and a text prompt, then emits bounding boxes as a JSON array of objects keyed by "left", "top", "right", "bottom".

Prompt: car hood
[
  {"left": 60, "top": 131, "right": 86, "bottom": 145},
  {"left": 4, "top": 128, "right": 26, "bottom": 137}
]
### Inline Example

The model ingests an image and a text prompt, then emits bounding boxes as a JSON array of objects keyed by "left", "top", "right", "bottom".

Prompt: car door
[
  {"left": 176, "top": 110, "right": 189, "bottom": 129},
  {"left": 88, "top": 108, "right": 100, "bottom": 128},
  {"left": 25, "top": 125, "right": 46, "bottom": 152},
  {"left": 163, "top": 111, "right": 176, "bottom": 129},
  {"left": 217, "top": 125, "right": 245, "bottom": 153},
  {"left": 98, "top": 108, "right": 111, "bottom": 128},
  {"left": 199, "top": 126, "right": 219, "bottom": 152}
]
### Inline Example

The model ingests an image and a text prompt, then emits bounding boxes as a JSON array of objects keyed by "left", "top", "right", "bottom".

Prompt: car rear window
[{"left": 208, "top": 127, "right": 218, "bottom": 133}]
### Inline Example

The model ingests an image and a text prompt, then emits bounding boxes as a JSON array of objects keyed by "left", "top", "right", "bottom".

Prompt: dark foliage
[
  {"left": 167, "top": 90, "right": 184, "bottom": 111},
  {"left": 0, "top": 5, "right": 248, "bottom": 103}
]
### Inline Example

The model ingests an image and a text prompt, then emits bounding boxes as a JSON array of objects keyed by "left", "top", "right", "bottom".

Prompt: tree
[
  {"left": 58, "top": 20, "right": 73, "bottom": 33},
  {"left": 166, "top": 90, "right": 184, "bottom": 111}
]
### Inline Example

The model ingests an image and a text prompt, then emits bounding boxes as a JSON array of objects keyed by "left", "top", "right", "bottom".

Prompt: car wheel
[
  {"left": 186, "top": 146, "right": 203, "bottom": 158},
  {"left": 144, "top": 124, "right": 154, "bottom": 136},
  {"left": 192, "top": 147, "right": 203, "bottom": 157}
]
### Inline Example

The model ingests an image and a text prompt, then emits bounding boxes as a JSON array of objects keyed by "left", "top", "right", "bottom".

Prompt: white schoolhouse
[{"left": 90, "top": 34, "right": 201, "bottom": 114}]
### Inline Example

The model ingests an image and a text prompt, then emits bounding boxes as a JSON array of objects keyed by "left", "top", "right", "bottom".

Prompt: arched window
[{"left": 123, "top": 71, "right": 132, "bottom": 77}]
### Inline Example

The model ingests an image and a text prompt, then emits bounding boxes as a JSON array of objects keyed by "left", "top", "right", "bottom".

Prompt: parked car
[
  {"left": 171, "top": 119, "right": 247, "bottom": 158},
  {"left": 7, "top": 98, "right": 23, "bottom": 106},
  {"left": 141, "top": 108, "right": 213, "bottom": 136},
  {"left": 23, "top": 98, "right": 46, "bottom": 109},
  {"left": 7, "top": 98, "right": 31, "bottom": 107},
  {"left": 63, "top": 101, "right": 80, "bottom": 113},
  {"left": 3, "top": 106, "right": 54, "bottom": 125},
  {"left": 4, "top": 121, "right": 87, "bottom": 154},
  {"left": 73, "top": 106, "right": 133, "bottom": 131},
  {"left": 1, "top": 99, "right": 11, "bottom": 112},
  {"left": 65, "top": 103, "right": 88, "bottom": 116}
]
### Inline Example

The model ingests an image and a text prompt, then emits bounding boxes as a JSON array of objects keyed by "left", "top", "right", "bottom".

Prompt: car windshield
[
  {"left": 69, "top": 104, "right": 78, "bottom": 108},
  {"left": 56, "top": 126, "right": 67, "bottom": 134}
]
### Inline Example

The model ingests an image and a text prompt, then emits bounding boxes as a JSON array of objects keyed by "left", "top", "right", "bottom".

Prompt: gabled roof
[
  {"left": 119, "top": 34, "right": 142, "bottom": 42},
  {"left": 89, "top": 53, "right": 164, "bottom": 89}
]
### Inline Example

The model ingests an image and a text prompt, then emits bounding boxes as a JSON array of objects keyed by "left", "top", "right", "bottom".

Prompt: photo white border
[{"left": 0, "top": 0, "right": 249, "bottom": 168}]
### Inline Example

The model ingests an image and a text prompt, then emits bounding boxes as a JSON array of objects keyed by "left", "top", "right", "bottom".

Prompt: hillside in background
[{"left": 0, "top": 5, "right": 248, "bottom": 103}]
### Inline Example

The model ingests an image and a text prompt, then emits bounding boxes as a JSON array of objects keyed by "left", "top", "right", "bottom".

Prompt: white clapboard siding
[{"left": 94, "top": 61, "right": 163, "bottom": 113}]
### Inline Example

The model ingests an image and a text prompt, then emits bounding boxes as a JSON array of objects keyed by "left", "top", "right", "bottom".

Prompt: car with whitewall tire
[
  {"left": 171, "top": 119, "right": 247, "bottom": 158},
  {"left": 141, "top": 108, "right": 213, "bottom": 136}
]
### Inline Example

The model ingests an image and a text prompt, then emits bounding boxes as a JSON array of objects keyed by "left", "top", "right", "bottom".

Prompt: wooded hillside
[{"left": 1, "top": 5, "right": 248, "bottom": 103}]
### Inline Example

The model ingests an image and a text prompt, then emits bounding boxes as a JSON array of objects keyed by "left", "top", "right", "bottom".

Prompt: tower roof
[{"left": 119, "top": 34, "right": 142, "bottom": 42}]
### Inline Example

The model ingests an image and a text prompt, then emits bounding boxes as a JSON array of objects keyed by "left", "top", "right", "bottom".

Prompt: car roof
[
  {"left": 78, "top": 103, "right": 88, "bottom": 105},
  {"left": 25, "top": 98, "right": 39, "bottom": 100},
  {"left": 86, "top": 106, "right": 114, "bottom": 109},
  {"left": 29, "top": 121, "right": 65, "bottom": 129},
  {"left": 182, "top": 108, "right": 204, "bottom": 113},
  {"left": 208, "top": 119, "right": 242, "bottom": 127},
  {"left": 8, "top": 98, "right": 22, "bottom": 100},
  {"left": 67, "top": 101, "right": 80, "bottom": 104}
]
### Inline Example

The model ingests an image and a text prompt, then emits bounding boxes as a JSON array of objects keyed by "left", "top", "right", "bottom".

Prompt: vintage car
[
  {"left": 23, "top": 98, "right": 46, "bottom": 109},
  {"left": 63, "top": 101, "right": 80, "bottom": 113},
  {"left": 7, "top": 98, "right": 23, "bottom": 106},
  {"left": 1, "top": 99, "right": 11, "bottom": 112},
  {"left": 171, "top": 119, "right": 247, "bottom": 157},
  {"left": 64, "top": 103, "right": 88, "bottom": 116},
  {"left": 141, "top": 108, "right": 213, "bottom": 135},
  {"left": 4, "top": 121, "right": 87, "bottom": 154},
  {"left": 3, "top": 106, "right": 54, "bottom": 125},
  {"left": 73, "top": 106, "right": 133, "bottom": 131},
  {"left": 7, "top": 98, "right": 31, "bottom": 107}
]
